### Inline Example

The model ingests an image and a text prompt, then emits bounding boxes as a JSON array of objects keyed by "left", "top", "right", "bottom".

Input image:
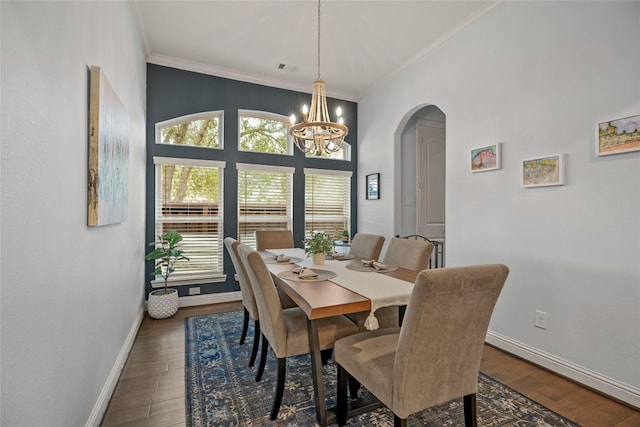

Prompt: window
[
  {"left": 153, "top": 157, "right": 225, "bottom": 281},
  {"left": 237, "top": 164, "right": 294, "bottom": 248},
  {"left": 305, "top": 141, "right": 351, "bottom": 161},
  {"left": 239, "top": 111, "right": 291, "bottom": 154},
  {"left": 304, "top": 168, "right": 352, "bottom": 240},
  {"left": 156, "top": 112, "right": 222, "bottom": 149}
]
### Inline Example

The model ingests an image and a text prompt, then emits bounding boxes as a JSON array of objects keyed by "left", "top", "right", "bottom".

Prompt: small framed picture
[
  {"left": 471, "top": 143, "right": 502, "bottom": 173},
  {"left": 522, "top": 154, "right": 565, "bottom": 188},
  {"left": 596, "top": 114, "right": 640, "bottom": 156},
  {"left": 366, "top": 173, "right": 380, "bottom": 200}
]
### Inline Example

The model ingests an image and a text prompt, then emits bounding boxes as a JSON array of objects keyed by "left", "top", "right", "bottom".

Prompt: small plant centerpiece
[
  {"left": 145, "top": 230, "right": 189, "bottom": 319},
  {"left": 304, "top": 232, "right": 334, "bottom": 265}
]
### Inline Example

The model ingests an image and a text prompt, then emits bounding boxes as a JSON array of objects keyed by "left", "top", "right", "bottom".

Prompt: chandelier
[{"left": 290, "top": 0, "right": 348, "bottom": 156}]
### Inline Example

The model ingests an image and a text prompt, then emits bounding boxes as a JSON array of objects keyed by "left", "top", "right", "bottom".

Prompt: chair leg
[
  {"left": 240, "top": 307, "right": 250, "bottom": 345},
  {"left": 248, "top": 320, "right": 260, "bottom": 367},
  {"left": 270, "top": 358, "right": 287, "bottom": 420},
  {"left": 336, "top": 364, "right": 348, "bottom": 426},
  {"left": 255, "top": 333, "right": 268, "bottom": 382},
  {"left": 393, "top": 415, "right": 407, "bottom": 427},
  {"left": 347, "top": 375, "right": 360, "bottom": 399},
  {"left": 320, "top": 348, "right": 332, "bottom": 365},
  {"left": 464, "top": 393, "right": 477, "bottom": 427}
]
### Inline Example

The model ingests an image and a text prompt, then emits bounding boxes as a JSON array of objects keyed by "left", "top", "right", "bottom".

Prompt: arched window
[
  {"left": 156, "top": 111, "right": 223, "bottom": 149},
  {"left": 239, "top": 110, "right": 291, "bottom": 155}
]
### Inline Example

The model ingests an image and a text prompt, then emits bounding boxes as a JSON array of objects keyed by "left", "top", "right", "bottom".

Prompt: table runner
[{"left": 266, "top": 248, "right": 414, "bottom": 329}]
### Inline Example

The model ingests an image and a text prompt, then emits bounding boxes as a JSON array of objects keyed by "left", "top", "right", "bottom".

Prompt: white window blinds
[
  {"left": 237, "top": 164, "right": 294, "bottom": 249},
  {"left": 304, "top": 169, "right": 352, "bottom": 240},
  {"left": 153, "top": 157, "right": 225, "bottom": 279}
]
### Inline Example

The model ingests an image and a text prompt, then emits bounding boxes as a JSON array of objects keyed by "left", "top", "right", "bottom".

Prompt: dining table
[{"left": 261, "top": 248, "right": 419, "bottom": 426}]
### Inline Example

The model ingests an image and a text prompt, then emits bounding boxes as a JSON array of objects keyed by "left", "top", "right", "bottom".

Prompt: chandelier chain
[{"left": 317, "top": 0, "right": 321, "bottom": 80}]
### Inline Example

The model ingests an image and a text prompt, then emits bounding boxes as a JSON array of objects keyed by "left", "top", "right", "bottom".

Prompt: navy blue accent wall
[{"left": 145, "top": 64, "right": 358, "bottom": 297}]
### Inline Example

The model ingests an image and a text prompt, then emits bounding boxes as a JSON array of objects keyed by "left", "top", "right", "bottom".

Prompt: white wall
[
  {"left": 1, "top": 2, "right": 147, "bottom": 426},
  {"left": 358, "top": 1, "right": 640, "bottom": 406}
]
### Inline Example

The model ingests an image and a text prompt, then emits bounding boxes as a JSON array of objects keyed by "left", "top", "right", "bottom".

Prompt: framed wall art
[
  {"left": 366, "top": 173, "right": 380, "bottom": 200},
  {"left": 596, "top": 114, "right": 640, "bottom": 156},
  {"left": 471, "top": 143, "right": 502, "bottom": 173},
  {"left": 88, "top": 65, "right": 130, "bottom": 226},
  {"left": 522, "top": 154, "right": 565, "bottom": 188}
]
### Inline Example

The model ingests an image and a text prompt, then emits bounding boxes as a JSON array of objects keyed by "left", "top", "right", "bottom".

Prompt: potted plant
[
  {"left": 145, "top": 230, "right": 189, "bottom": 319},
  {"left": 304, "top": 232, "right": 334, "bottom": 265}
]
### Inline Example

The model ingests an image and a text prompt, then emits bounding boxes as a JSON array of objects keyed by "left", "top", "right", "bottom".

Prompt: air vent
[{"left": 276, "top": 63, "right": 297, "bottom": 72}]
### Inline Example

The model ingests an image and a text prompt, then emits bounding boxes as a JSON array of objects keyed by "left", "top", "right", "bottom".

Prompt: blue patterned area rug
[{"left": 185, "top": 310, "right": 579, "bottom": 426}]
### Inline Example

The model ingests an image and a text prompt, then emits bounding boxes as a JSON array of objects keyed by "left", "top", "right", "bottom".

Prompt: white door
[{"left": 416, "top": 120, "right": 445, "bottom": 238}]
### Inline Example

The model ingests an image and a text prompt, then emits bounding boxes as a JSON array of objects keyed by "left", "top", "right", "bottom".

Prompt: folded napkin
[
  {"left": 361, "top": 259, "right": 388, "bottom": 270},
  {"left": 298, "top": 268, "right": 318, "bottom": 279},
  {"left": 276, "top": 254, "right": 290, "bottom": 262}
]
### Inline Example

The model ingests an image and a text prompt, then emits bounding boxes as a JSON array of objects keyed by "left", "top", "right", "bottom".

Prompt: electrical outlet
[
  {"left": 535, "top": 310, "right": 548, "bottom": 330},
  {"left": 189, "top": 287, "right": 201, "bottom": 296}
]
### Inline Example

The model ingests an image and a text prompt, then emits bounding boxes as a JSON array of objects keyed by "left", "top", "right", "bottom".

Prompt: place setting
[
  {"left": 261, "top": 253, "right": 304, "bottom": 264},
  {"left": 277, "top": 266, "right": 337, "bottom": 282},
  {"left": 325, "top": 251, "right": 355, "bottom": 261},
  {"left": 345, "top": 259, "right": 398, "bottom": 273}
]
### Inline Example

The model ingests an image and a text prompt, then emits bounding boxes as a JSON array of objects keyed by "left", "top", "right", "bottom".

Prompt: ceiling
[{"left": 133, "top": 1, "right": 500, "bottom": 101}]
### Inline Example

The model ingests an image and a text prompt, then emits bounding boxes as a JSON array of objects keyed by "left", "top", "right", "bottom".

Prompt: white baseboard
[
  {"left": 178, "top": 291, "right": 241, "bottom": 307},
  {"left": 85, "top": 306, "right": 145, "bottom": 427},
  {"left": 486, "top": 331, "right": 640, "bottom": 409},
  {"left": 87, "top": 292, "right": 241, "bottom": 426}
]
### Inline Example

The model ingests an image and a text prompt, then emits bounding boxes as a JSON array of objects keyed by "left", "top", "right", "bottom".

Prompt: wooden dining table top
[{"left": 264, "top": 250, "right": 419, "bottom": 320}]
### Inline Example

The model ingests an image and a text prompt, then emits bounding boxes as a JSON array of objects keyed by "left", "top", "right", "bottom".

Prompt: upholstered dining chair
[
  {"left": 349, "top": 233, "right": 385, "bottom": 260},
  {"left": 223, "top": 237, "right": 296, "bottom": 368},
  {"left": 255, "top": 229, "right": 295, "bottom": 251},
  {"left": 335, "top": 264, "right": 509, "bottom": 427},
  {"left": 350, "top": 237, "right": 436, "bottom": 329},
  {"left": 238, "top": 243, "right": 360, "bottom": 420}
]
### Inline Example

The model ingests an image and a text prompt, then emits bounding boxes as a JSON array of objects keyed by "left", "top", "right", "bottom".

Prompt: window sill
[{"left": 150, "top": 273, "right": 227, "bottom": 288}]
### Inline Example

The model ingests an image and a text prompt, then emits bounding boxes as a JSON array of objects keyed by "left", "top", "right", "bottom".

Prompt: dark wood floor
[{"left": 100, "top": 302, "right": 640, "bottom": 427}]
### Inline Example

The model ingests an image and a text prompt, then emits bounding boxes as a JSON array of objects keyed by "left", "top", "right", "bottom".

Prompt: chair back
[
  {"left": 238, "top": 243, "right": 288, "bottom": 357},
  {"left": 393, "top": 264, "right": 509, "bottom": 416},
  {"left": 224, "top": 237, "right": 259, "bottom": 320},
  {"left": 349, "top": 233, "right": 385, "bottom": 260},
  {"left": 382, "top": 237, "right": 434, "bottom": 271},
  {"left": 255, "top": 229, "right": 295, "bottom": 251}
]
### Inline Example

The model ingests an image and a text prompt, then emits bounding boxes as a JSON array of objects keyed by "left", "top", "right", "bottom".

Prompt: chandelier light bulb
[
  {"left": 302, "top": 104, "right": 309, "bottom": 116},
  {"left": 336, "top": 106, "right": 342, "bottom": 117},
  {"left": 290, "top": 114, "right": 296, "bottom": 124}
]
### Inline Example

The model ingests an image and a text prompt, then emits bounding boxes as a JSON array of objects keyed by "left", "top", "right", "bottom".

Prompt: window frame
[
  {"left": 236, "top": 163, "right": 295, "bottom": 249},
  {"left": 151, "top": 156, "right": 227, "bottom": 286},
  {"left": 155, "top": 111, "right": 224, "bottom": 150},
  {"left": 238, "top": 110, "right": 293, "bottom": 155},
  {"left": 304, "top": 168, "right": 352, "bottom": 241}
]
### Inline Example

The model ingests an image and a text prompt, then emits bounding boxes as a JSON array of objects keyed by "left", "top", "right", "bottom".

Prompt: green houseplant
[
  {"left": 145, "top": 230, "right": 189, "bottom": 319},
  {"left": 304, "top": 232, "right": 334, "bottom": 265}
]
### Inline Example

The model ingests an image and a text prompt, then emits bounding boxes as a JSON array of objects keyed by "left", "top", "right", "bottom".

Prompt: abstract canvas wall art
[{"left": 88, "top": 66, "right": 129, "bottom": 226}]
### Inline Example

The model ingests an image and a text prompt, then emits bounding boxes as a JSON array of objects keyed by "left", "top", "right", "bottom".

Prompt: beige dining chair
[
  {"left": 255, "top": 229, "right": 295, "bottom": 251},
  {"left": 223, "top": 237, "right": 296, "bottom": 368},
  {"left": 335, "top": 264, "right": 509, "bottom": 427},
  {"left": 351, "top": 237, "right": 436, "bottom": 329},
  {"left": 238, "top": 243, "right": 360, "bottom": 420},
  {"left": 349, "top": 233, "right": 385, "bottom": 260}
]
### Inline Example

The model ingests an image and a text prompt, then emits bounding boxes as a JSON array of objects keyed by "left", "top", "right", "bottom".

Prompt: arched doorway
[{"left": 395, "top": 105, "right": 446, "bottom": 265}]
